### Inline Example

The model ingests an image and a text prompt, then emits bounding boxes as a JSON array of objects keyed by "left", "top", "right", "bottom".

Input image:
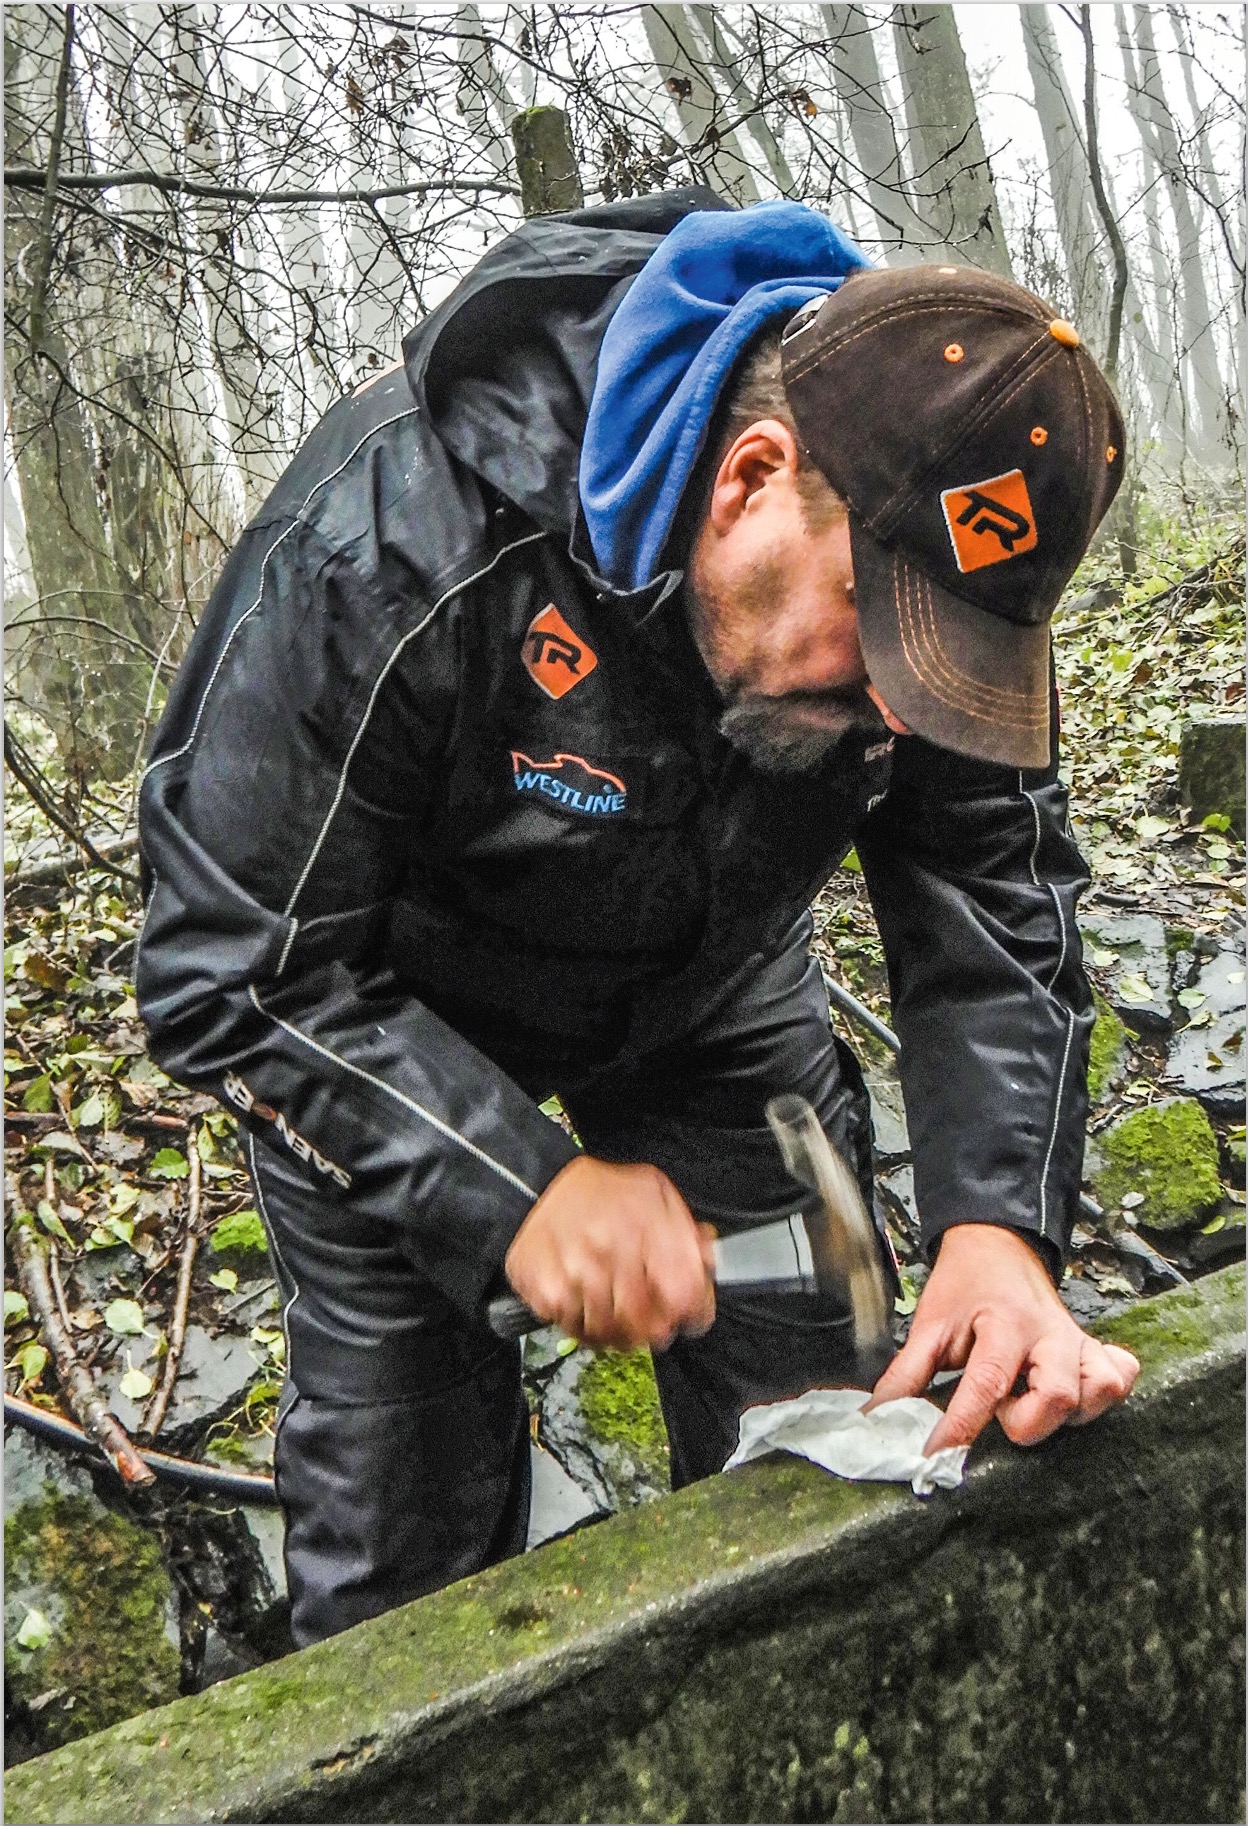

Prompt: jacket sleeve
[
  {"left": 855, "top": 719, "right": 1092, "bottom": 1278},
  {"left": 135, "top": 511, "right": 578, "bottom": 1318}
]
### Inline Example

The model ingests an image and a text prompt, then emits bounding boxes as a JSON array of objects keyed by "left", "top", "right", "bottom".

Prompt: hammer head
[{"left": 764, "top": 1094, "right": 892, "bottom": 1358}]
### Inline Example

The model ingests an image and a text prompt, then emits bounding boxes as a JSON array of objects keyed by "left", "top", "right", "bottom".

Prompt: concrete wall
[{"left": 6, "top": 1265, "right": 1244, "bottom": 1826}]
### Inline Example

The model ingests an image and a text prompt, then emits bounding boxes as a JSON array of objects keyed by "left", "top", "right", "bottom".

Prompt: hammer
[{"left": 485, "top": 1094, "right": 891, "bottom": 1355}]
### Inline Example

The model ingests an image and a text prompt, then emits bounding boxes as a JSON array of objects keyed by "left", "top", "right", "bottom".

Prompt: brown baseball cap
[{"left": 780, "top": 265, "right": 1124, "bottom": 768}]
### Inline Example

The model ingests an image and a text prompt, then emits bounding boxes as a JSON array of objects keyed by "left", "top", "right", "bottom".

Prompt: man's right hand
[{"left": 504, "top": 1155, "right": 717, "bottom": 1350}]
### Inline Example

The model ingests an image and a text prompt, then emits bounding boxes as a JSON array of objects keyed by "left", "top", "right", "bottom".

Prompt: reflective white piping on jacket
[
  {"left": 278, "top": 528, "right": 548, "bottom": 931},
  {"left": 142, "top": 408, "right": 422, "bottom": 784},
  {"left": 247, "top": 1129, "right": 300, "bottom": 1361},
  {"left": 1020, "top": 773, "right": 1067, "bottom": 991},
  {"left": 1037, "top": 1008, "right": 1075, "bottom": 1241},
  {"left": 1020, "top": 769, "right": 1074, "bottom": 1242},
  {"left": 246, "top": 983, "right": 539, "bottom": 1200}
]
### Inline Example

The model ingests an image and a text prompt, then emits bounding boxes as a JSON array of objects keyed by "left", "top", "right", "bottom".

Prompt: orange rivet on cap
[
  {"left": 944, "top": 342, "right": 964, "bottom": 363},
  {"left": 1030, "top": 426, "right": 1048, "bottom": 446},
  {"left": 1049, "top": 319, "right": 1080, "bottom": 348},
  {"left": 1106, "top": 445, "right": 1117, "bottom": 463}
]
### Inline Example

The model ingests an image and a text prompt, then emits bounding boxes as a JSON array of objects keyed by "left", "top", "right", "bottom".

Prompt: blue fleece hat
[{"left": 579, "top": 201, "right": 871, "bottom": 592}]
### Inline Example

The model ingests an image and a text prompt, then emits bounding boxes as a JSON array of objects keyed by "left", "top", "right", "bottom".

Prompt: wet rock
[
  {"left": 526, "top": 1441, "right": 605, "bottom": 1549},
  {"left": 538, "top": 1346, "right": 669, "bottom": 1512},
  {"left": 238, "top": 1504, "right": 286, "bottom": 1600},
  {"left": 865, "top": 1070, "right": 910, "bottom": 1165},
  {"left": 1185, "top": 1208, "right": 1246, "bottom": 1270},
  {"left": 1080, "top": 913, "right": 1172, "bottom": 1034},
  {"left": 876, "top": 1164, "right": 919, "bottom": 1253},
  {"left": 3, "top": 1428, "right": 180, "bottom": 1764},
  {"left": 1090, "top": 1097, "right": 1221, "bottom": 1233},
  {"left": 1165, "top": 946, "right": 1246, "bottom": 1118},
  {"left": 1178, "top": 717, "right": 1246, "bottom": 837},
  {"left": 67, "top": 1244, "right": 144, "bottom": 1307},
  {"left": 197, "top": 1625, "right": 261, "bottom": 1690},
  {"left": 1060, "top": 1272, "right": 1129, "bottom": 1328},
  {"left": 105, "top": 1324, "right": 261, "bottom": 1446}
]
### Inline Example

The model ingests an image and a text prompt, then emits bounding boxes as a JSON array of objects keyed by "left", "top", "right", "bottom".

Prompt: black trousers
[{"left": 250, "top": 918, "right": 895, "bottom": 1647}]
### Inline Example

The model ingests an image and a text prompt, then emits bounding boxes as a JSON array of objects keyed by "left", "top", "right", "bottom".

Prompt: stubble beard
[
  {"left": 717, "top": 690, "right": 886, "bottom": 774},
  {"left": 686, "top": 565, "right": 886, "bottom": 776}
]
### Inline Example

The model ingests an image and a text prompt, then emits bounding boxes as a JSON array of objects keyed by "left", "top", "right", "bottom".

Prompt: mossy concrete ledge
[{"left": 7, "top": 1267, "right": 1244, "bottom": 1826}]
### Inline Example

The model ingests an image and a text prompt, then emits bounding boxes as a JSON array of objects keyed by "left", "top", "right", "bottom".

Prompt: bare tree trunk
[
  {"left": 167, "top": 7, "right": 283, "bottom": 516},
  {"left": 686, "top": 6, "right": 796, "bottom": 194},
  {"left": 4, "top": 7, "right": 153, "bottom": 781},
  {"left": 1123, "top": 4, "right": 1233, "bottom": 466},
  {"left": 820, "top": 4, "right": 927, "bottom": 262},
  {"left": 891, "top": 3, "right": 1013, "bottom": 276},
  {"left": 641, "top": 4, "right": 762, "bottom": 205}
]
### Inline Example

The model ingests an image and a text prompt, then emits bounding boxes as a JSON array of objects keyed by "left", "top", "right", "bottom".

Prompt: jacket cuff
[{"left": 450, "top": 1117, "right": 582, "bottom": 1318}]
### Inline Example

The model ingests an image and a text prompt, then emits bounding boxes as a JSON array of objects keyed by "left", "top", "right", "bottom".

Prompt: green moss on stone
[
  {"left": 1092, "top": 1098, "right": 1222, "bottom": 1232},
  {"left": 1164, "top": 926, "right": 1196, "bottom": 960},
  {"left": 578, "top": 1349, "right": 669, "bottom": 1490},
  {"left": 1096, "top": 1261, "right": 1244, "bottom": 1364},
  {"left": 1087, "top": 992, "right": 1128, "bottom": 1103},
  {"left": 209, "top": 1209, "right": 267, "bottom": 1257},
  {"left": 4, "top": 1491, "right": 179, "bottom": 1753}
]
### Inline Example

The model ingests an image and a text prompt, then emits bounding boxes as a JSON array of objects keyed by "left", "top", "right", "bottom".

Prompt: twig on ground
[
  {"left": 140, "top": 1136, "right": 200, "bottom": 1441},
  {"left": 4, "top": 1109, "right": 188, "bottom": 1136},
  {"left": 47, "top": 1239, "right": 75, "bottom": 1336},
  {"left": 7, "top": 1198, "right": 154, "bottom": 1486}
]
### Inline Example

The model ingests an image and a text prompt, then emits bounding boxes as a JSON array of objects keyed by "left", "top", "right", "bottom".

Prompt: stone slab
[
  {"left": 1166, "top": 946, "right": 1246, "bottom": 1117},
  {"left": 1080, "top": 912, "right": 1173, "bottom": 1033},
  {"left": 6, "top": 1267, "right": 1244, "bottom": 1826}
]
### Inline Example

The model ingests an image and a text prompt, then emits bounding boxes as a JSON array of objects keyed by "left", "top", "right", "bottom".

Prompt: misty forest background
[{"left": 1, "top": 0, "right": 1245, "bottom": 1745}]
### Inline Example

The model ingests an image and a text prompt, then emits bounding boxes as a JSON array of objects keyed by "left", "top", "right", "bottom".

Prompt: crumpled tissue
[{"left": 724, "top": 1388, "right": 967, "bottom": 1497}]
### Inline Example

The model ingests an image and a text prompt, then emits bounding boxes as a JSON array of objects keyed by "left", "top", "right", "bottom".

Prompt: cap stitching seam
[
  {"left": 915, "top": 574, "right": 1042, "bottom": 710},
  {"left": 895, "top": 563, "right": 1047, "bottom": 727},
  {"left": 898, "top": 565, "right": 1026, "bottom": 724}
]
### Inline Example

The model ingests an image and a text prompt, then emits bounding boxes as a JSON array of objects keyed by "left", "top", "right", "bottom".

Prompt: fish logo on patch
[
  {"left": 940, "top": 469, "right": 1038, "bottom": 573},
  {"left": 511, "top": 751, "right": 627, "bottom": 817},
  {"left": 522, "top": 604, "right": 598, "bottom": 700}
]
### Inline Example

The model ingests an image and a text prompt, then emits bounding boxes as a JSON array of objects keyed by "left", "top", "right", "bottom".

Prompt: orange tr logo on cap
[
  {"left": 940, "top": 469, "right": 1039, "bottom": 574},
  {"left": 522, "top": 603, "right": 598, "bottom": 699}
]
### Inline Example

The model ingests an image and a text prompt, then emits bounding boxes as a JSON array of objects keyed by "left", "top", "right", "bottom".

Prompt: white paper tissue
[{"left": 724, "top": 1388, "right": 967, "bottom": 1497}]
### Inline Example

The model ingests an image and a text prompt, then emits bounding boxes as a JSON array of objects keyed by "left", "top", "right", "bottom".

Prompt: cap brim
[{"left": 849, "top": 514, "right": 1051, "bottom": 770}]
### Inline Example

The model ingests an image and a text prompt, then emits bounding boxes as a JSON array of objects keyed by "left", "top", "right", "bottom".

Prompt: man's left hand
[{"left": 866, "top": 1223, "right": 1140, "bottom": 1454}]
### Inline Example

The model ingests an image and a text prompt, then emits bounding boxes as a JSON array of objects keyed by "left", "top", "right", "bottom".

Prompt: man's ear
[{"left": 707, "top": 420, "right": 802, "bottom": 535}]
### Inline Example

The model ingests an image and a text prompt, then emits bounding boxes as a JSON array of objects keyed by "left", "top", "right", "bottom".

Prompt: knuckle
[{"left": 967, "top": 1362, "right": 1012, "bottom": 1406}]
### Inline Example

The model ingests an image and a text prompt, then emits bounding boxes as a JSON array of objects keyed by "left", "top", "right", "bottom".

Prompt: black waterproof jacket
[{"left": 136, "top": 190, "right": 1094, "bottom": 1315}]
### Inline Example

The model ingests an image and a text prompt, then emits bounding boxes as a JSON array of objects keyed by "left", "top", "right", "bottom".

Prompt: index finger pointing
[{"left": 924, "top": 1332, "right": 1024, "bottom": 1454}]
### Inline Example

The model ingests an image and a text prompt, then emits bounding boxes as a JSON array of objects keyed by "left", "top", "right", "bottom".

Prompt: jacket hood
[{"left": 403, "top": 189, "right": 733, "bottom": 546}]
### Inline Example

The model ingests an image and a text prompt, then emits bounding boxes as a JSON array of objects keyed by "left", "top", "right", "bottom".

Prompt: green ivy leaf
[
  {"left": 11, "top": 1341, "right": 49, "bottom": 1387},
  {"left": 21, "top": 1073, "right": 53, "bottom": 1113},
  {"left": 74, "top": 1093, "right": 105, "bottom": 1130},
  {"left": 208, "top": 1268, "right": 238, "bottom": 1293},
  {"left": 103, "top": 1298, "right": 145, "bottom": 1336},
  {"left": 4, "top": 1290, "right": 31, "bottom": 1328},
  {"left": 149, "top": 1147, "right": 189, "bottom": 1179},
  {"left": 1201, "top": 813, "right": 1232, "bottom": 833},
  {"left": 35, "top": 1199, "right": 72, "bottom": 1244},
  {"left": 119, "top": 1359, "right": 154, "bottom": 1401}
]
